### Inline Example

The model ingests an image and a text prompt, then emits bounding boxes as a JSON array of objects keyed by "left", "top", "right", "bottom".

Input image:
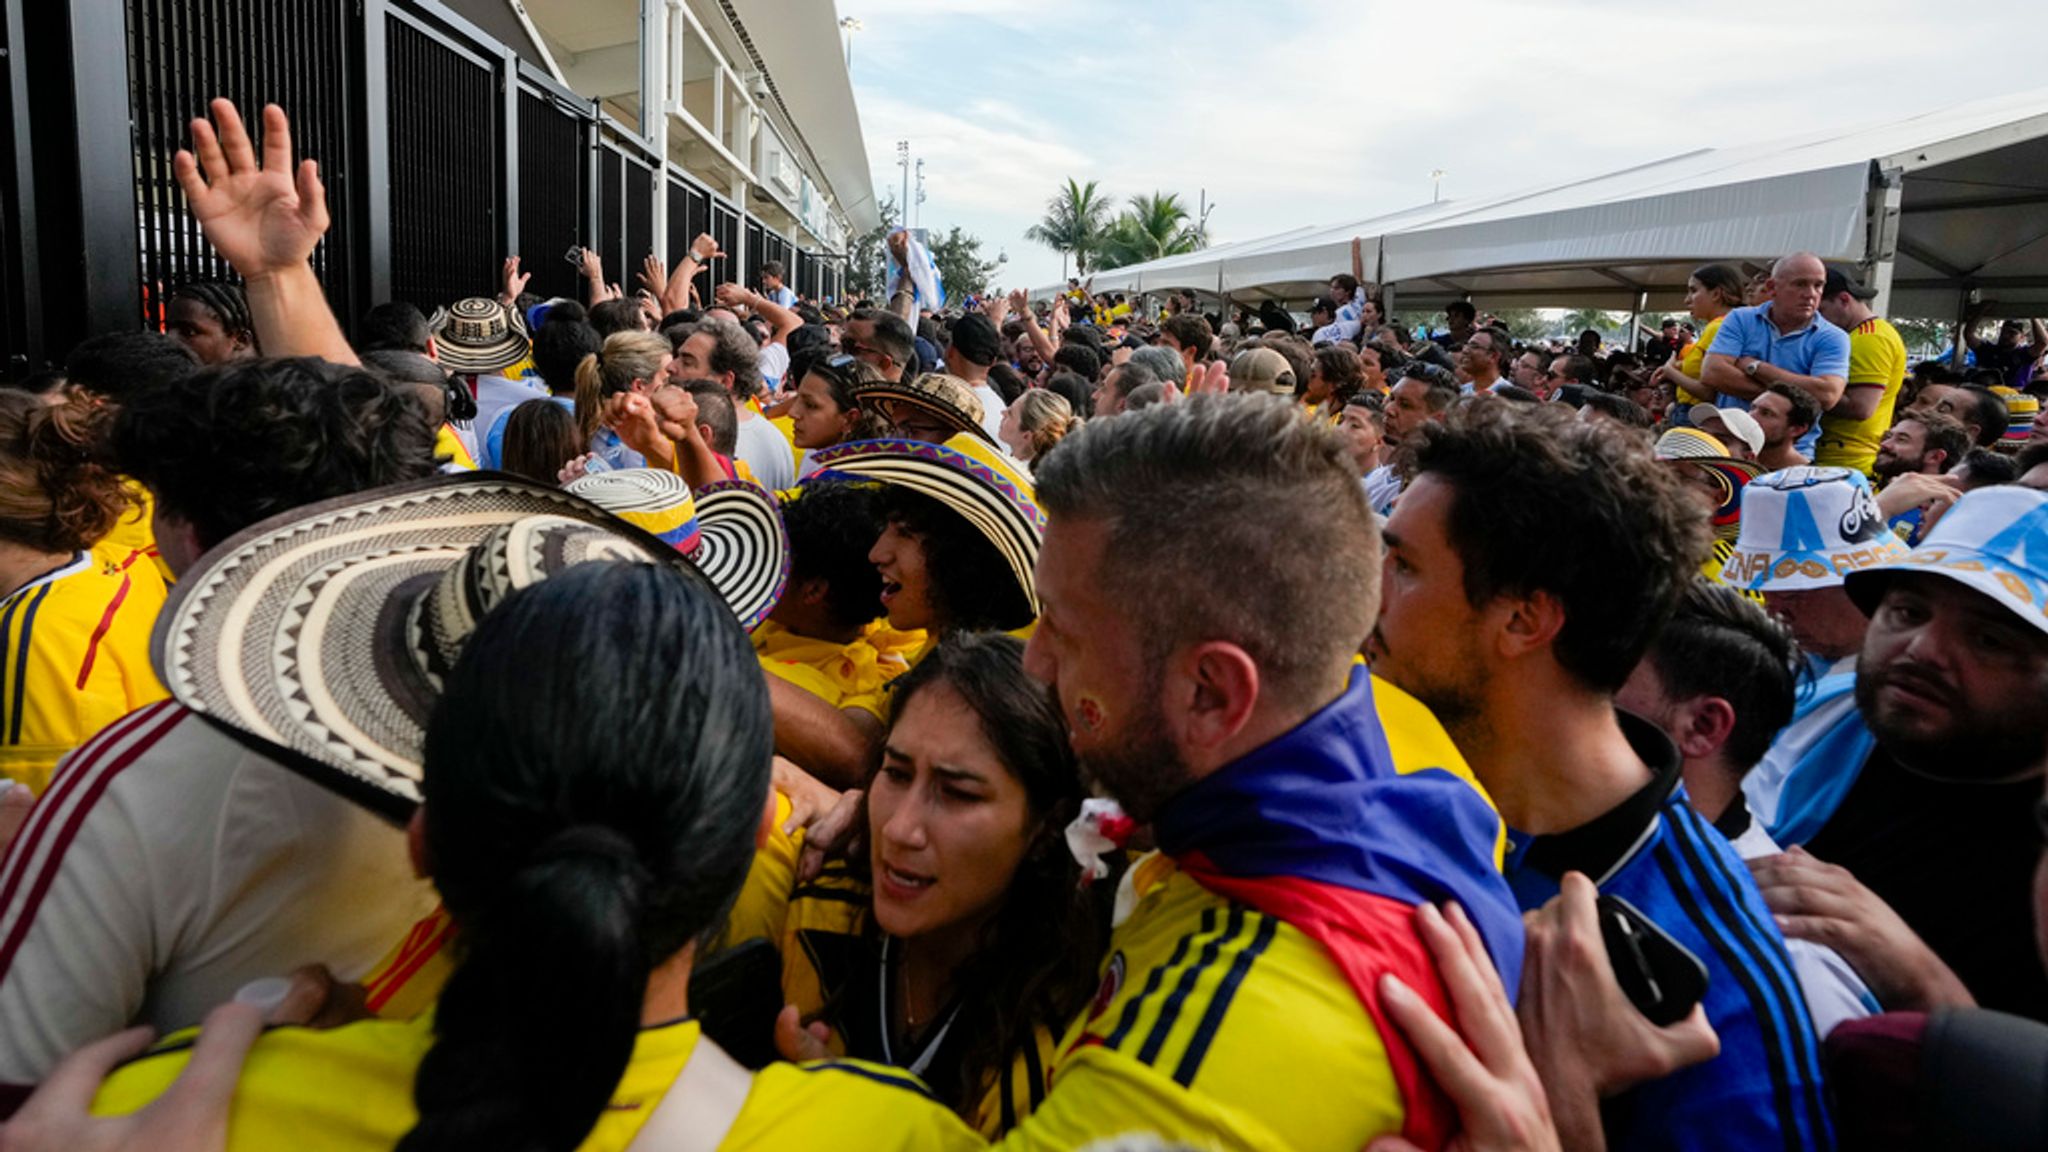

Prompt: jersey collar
[{"left": 1507, "top": 711, "right": 1683, "bottom": 885}]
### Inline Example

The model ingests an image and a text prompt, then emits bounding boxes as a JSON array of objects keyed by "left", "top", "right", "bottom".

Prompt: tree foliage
[
  {"left": 845, "top": 195, "right": 900, "bottom": 301},
  {"left": 1096, "top": 192, "right": 1206, "bottom": 271},
  {"left": 1024, "top": 178, "right": 1114, "bottom": 278},
  {"left": 928, "top": 226, "right": 997, "bottom": 305}
]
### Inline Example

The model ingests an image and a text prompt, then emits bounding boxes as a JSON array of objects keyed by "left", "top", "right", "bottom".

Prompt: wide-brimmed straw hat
[
  {"left": 1655, "top": 426, "right": 1763, "bottom": 539},
  {"left": 563, "top": 470, "right": 788, "bottom": 629},
  {"left": 429, "top": 297, "right": 531, "bottom": 375},
  {"left": 806, "top": 434, "right": 1042, "bottom": 612},
  {"left": 153, "top": 472, "right": 785, "bottom": 817},
  {"left": 851, "top": 372, "right": 990, "bottom": 441}
]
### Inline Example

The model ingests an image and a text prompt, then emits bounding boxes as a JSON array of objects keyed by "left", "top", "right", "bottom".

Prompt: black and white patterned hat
[{"left": 152, "top": 472, "right": 783, "bottom": 817}]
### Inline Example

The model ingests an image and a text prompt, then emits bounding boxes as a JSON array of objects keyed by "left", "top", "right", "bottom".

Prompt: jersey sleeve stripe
[
  {"left": 794, "top": 1060, "right": 936, "bottom": 1098},
  {"left": 1136, "top": 906, "right": 1248, "bottom": 1065},
  {"left": 1665, "top": 805, "right": 1833, "bottom": 1148},
  {"left": 0, "top": 702, "right": 184, "bottom": 983},
  {"left": 1172, "top": 912, "right": 1279, "bottom": 1088},
  {"left": 73, "top": 573, "right": 133, "bottom": 690},
  {"left": 1650, "top": 828, "right": 1822, "bottom": 1152},
  {"left": 1104, "top": 906, "right": 1216, "bottom": 1050},
  {"left": 0, "top": 588, "right": 30, "bottom": 747},
  {"left": 996, "top": 1055, "right": 1016, "bottom": 1132},
  {"left": 0, "top": 701, "right": 174, "bottom": 902},
  {"left": 7, "top": 583, "right": 52, "bottom": 744},
  {"left": 1021, "top": 1026, "right": 1045, "bottom": 1111}
]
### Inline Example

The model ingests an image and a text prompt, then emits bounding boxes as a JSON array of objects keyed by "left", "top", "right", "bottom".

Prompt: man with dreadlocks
[{"left": 167, "top": 281, "right": 258, "bottom": 365}]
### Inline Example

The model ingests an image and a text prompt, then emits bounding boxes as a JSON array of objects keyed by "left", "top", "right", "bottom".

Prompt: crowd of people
[{"left": 0, "top": 96, "right": 2045, "bottom": 1152}]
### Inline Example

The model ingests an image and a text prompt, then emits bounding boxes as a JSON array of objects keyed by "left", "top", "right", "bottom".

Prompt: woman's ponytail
[{"left": 398, "top": 827, "right": 651, "bottom": 1152}]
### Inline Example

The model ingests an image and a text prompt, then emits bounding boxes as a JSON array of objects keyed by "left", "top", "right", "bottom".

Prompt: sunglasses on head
[{"left": 809, "top": 353, "right": 862, "bottom": 391}]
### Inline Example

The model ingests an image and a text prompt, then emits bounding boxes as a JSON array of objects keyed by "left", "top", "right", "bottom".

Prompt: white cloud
[{"left": 842, "top": 0, "right": 2045, "bottom": 290}]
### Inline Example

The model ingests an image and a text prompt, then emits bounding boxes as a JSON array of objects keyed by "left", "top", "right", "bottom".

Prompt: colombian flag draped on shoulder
[{"left": 1154, "top": 666, "right": 1524, "bottom": 1150}]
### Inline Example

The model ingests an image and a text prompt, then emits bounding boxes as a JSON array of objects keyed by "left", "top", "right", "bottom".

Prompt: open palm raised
[{"left": 172, "top": 99, "right": 329, "bottom": 280}]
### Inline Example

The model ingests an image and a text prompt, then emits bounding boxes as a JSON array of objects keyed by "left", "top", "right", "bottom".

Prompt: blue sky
[{"left": 843, "top": 0, "right": 2048, "bottom": 292}]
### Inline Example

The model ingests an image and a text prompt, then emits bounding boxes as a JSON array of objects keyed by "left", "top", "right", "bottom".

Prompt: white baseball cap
[{"left": 1689, "top": 403, "right": 1765, "bottom": 457}]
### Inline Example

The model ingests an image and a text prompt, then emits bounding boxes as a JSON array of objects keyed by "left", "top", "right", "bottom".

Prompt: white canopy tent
[{"left": 1041, "top": 88, "right": 2048, "bottom": 323}]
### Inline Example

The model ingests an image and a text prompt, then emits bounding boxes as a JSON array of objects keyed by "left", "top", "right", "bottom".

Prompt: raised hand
[
  {"left": 713, "top": 283, "right": 752, "bottom": 311},
  {"left": 686, "top": 233, "right": 724, "bottom": 264},
  {"left": 1190, "top": 359, "right": 1231, "bottom": 395},
  {"left": 639, "top": 254, "right": 668, "bottom": 298},
  {"left": 173, "top": 100, "right": 328, "bottom": 281},
  {"left": 499, "top": 256, "right": 529, "bottom": 305},
  {"left": 579, "top": 246, "right": 605, "bottom": 286},
  {"left": 646, "top": 385, "right": 700, "bottom": 444},
  {"left": 603, "top": 392, "right": 669, "bottom": 464}
]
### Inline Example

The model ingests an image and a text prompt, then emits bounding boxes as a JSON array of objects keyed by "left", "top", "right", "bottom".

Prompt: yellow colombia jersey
[
  {"left": 0, "top": 550, "right": 169, "bottom": 794},
  {"left": 98, "top": 480, "right": 174, "bottom": 583},
  {"left": 433, "top": 424, "right": 478, "bottom": 471},
  {"left": 356, "top": 792, "right": 804, "bottom": 1022},
  {"left": 92, "top": 1011, "right": 983, "bottom": 1152},
  {"left": 1814, "top": 316, "right": 1906, "bottom": 478},
  {"left": 753, "top": 619, "right": 908, "bottom": 721},
  {"left": 989, "top": 855, "right": 1400, "bottom": 1151},
  {"left": 1674, "top": 315, "right": 1725, "bottom": 406}
]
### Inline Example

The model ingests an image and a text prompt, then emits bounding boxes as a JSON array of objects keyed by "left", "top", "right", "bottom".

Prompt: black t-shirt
[{"left": 1804, "top": 748, "right": 2047, "bottom": 1020}]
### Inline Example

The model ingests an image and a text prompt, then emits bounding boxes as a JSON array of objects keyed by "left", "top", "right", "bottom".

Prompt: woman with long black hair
[
  {"left": 91, "top": 563, "right": 982, "bottom": 1151},
  {"left": 775, "top": 633, "right": 1110, "bottom": 1136}
]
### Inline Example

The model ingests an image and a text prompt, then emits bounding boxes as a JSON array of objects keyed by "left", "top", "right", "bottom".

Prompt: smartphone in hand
[{"left": 1597, "top": 893, "right": 1708, "bottom": 1027}]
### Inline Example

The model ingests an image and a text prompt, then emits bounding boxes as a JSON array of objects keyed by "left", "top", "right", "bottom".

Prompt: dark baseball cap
[
  {"left": 948, "top": 312, "right": 1004, "bottom": 367},
  {"left": 1822, "top": 265, "right": 1877, "bottom": 301}
]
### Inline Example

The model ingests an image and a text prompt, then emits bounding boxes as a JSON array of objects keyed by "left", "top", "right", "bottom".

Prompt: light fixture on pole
[
  {"left": 839, "top": 17, "right": 862, "bottom": 68},
  {"left": 914, "top": 158, "right": 926, "bottom": 229},
  {"left": 1431, "top": 169, "right": 1447, "bottom": 204},
  {"left": 897, "top": 140, "right": 909, "bottom": 221}
]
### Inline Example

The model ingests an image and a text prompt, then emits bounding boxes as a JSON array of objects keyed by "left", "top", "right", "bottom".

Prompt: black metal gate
[{"left": 1, "top": 0, "right": 836, "bottom": 370}]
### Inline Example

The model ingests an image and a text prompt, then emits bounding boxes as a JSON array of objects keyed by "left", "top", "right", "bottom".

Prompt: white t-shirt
[
  {"left": 758, "top": 343, "right": 792, "bottom": 392},
  {"left": 735, "top": 411, "right": 795, "bottom": 492},
  {"left": 1363, "top": 464, "right": 1403, "bottom": 516},
  {"left": 968, "top": 383, "right": 1008, "bottom": 443},
  {"left": 0, "top": 702, "right": 437, "bottom": 1084},
  {"left": 471, "top": 374, "right": 550, "bottom": 455}
]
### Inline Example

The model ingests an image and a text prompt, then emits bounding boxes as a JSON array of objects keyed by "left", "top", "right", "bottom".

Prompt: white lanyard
[{"left": 877, "top": 936, "right": 960, "bottom": 1077}]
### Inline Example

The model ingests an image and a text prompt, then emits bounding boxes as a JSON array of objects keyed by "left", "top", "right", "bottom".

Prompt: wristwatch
[{"left": 1742, "top": 359, "right": 1763, "bottom": 380}]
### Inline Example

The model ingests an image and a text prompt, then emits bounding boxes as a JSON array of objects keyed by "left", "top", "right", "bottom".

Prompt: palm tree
[
  {"left": 1095, "top": 192, "right": 1206, "bottom": 270},
  {"left": 1024, "top": 178, "right": 1113, "bottom": 278},
  {"left": 1560, "top": 308, "right": 1624, "bottom": 340}
]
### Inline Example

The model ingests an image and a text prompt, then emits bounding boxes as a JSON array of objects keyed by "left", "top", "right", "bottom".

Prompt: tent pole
[
  {"left": 1864, "top": 169, "right": 1904, "bottom": 317},
  {"left": 1951, "top": 288, "right": 1972, "bottom": 368},
  {"left": 1627, "top": 291, "right": 1646, "bottom": 352}
]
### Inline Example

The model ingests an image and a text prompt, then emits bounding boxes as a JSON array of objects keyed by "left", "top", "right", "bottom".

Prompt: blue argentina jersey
[{"left": 1504, "top": 713, "right": 1834, "bottom": 1152}]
